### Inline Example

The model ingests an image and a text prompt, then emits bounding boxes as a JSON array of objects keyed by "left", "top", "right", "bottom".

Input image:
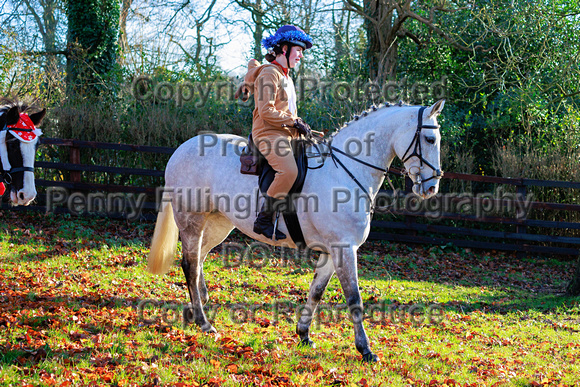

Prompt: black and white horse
[{"left": 0, "top": 102, "right": 46, "bottom": 206}]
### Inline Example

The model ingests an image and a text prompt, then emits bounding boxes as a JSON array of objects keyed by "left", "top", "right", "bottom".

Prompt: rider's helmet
[{"left": 262, "top": 25, "right": 313, "bottom": 67}]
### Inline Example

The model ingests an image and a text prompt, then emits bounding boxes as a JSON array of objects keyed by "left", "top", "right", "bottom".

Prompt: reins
[
  {"left": 328, "top": 145, "right": 390, "bottom": 213},
  {"left": 304, "top": 105, "right": 443, "bottom": 212}
]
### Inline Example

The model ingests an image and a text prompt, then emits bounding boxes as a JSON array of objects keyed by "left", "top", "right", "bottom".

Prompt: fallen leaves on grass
[{"left": 1, "top": 212, "right": 580, "bottom": 386}]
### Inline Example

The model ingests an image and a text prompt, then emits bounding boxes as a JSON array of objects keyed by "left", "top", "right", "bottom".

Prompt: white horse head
[
  {"left": 329, "top": 99, "right": 445, "bottom": 200},
  {"left": 392, "top": 100, "right": 445, "bottom": 198},
  {"left": 0, "top": 104, "right": 45, "bottom": 206}
]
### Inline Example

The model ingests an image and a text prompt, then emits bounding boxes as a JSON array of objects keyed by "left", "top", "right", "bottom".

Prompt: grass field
[{"left": 1, "top": 211, "right": 579, "bottom": 386}]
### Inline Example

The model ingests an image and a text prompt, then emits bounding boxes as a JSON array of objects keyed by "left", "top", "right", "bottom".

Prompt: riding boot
[{"left": 253, "top": 196, "right": 287, "bottom": 240}]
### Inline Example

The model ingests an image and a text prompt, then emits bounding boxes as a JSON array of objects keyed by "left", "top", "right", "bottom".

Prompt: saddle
[{"left": 240, "top": 134, "right": 308, "bottom": 247}]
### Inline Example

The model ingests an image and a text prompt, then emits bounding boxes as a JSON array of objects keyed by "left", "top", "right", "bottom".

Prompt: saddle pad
[{"left": 258, "top": 139, "right": 308, "bottom": 248}]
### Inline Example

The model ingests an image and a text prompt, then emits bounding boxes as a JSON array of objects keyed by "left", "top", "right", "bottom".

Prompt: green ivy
[{"left": 66, "top": 0, "right": 121, "bottom": 98}]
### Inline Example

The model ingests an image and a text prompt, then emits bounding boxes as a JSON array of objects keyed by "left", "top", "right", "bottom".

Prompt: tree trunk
[
  {"left": 332, "top": 6, "right": 344, "bottom": 76},
  {"left": 42, "top": 0, "right": 58, "bottom": 72},
  {"left": 347, "top": 0, "right": 485, "bottom": 83},
  {"left": 234, "top": 0, "right": 290, "bottom": 64},
  {"left": 378, "top": 35, "right": 398, "bottom": 82},
  {"left": 363, "top": 0, "right": 380, "bottom": 80},
  {"left": 23, "top": 0, "right": 61, "bottom": 75},
  {"left": 361, "top": 0, "right": 399, "bottom": 82},
  {"left": 118, "top": 0, "right": 132, "bottom": 64},
  {"left": 253, "top": 0, "right": 264, "bottom": 63}
]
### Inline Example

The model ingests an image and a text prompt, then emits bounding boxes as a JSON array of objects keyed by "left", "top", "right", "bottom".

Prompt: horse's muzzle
[{"left": 11, "top": 188, "right": 36, "bottom": 206}]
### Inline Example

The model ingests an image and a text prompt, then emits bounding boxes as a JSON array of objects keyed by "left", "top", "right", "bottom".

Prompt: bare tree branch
[
  {"left": 22, "top": 0, "right": 46, "bottom": 37},
  {"left": 164, "top": 0, "right": 190, "bottom": 32},
  {"left": 341, "top": 0, "right": 494, "bottom": 81}
]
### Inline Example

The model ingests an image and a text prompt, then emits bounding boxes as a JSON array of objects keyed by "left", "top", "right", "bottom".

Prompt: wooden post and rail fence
[{"left": 2, "top": 137, "right": 579, "bottom": 258}]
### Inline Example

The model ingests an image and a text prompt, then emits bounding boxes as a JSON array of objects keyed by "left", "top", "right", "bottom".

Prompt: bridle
[
  {"left": 308, "top": 105, "right": 443, "bottom": 211},
  {"left": 400, "top": 106, "right": 444, "bottom": 185},
  {"left": 0, "top": 123, "right": 35, "bottom": 189}
]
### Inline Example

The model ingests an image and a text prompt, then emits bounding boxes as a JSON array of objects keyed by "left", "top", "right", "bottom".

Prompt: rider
[{"left": 239, "top": 25, "right": 313, "bottom": 240}]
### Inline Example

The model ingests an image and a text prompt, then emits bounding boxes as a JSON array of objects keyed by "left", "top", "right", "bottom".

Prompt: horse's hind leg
[
  {"left": 178, "top": 213, "right": 214, "bottom": 332},
  {"left": 296, "top": 253, "right": 335, "bottom": 347},
  {"left": 198, "top": 212, "right": 234, "bottom": 305},
  {"left": 180, "top": 212, "right": 233, "bottom": 332}
]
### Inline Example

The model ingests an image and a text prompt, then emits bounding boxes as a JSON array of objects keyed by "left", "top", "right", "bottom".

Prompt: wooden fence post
[
  {"left": 70, "top": 145, "right": 81, "bottom": 183},
  {"left": 516, "top": 183, "right": 528, "bottom": 259}
]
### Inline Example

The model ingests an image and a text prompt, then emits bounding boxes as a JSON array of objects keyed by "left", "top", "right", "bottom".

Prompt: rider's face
[{"left": 284, "top": 46, "right": 304, "bottom": 68}]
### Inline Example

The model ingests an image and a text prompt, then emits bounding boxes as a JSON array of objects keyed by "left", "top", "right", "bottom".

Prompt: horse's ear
[
  {"left": 29, "top": 108, "right": 47, "bottom": 126},
  {"left": 427, "top": 99, "right": 445, "bottom": 118},
  {"left": 5, "top": 106, "right": 20, "bottom": 126}
]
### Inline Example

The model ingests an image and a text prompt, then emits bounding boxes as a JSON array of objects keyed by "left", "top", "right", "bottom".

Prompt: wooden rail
[{"left": 2, "top": 137, "right": 578, "bottom": 257}]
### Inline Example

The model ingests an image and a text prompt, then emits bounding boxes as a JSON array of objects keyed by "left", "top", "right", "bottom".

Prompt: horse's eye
[{"left": 425, "top": 136, "right": 436, "bottom": 145}]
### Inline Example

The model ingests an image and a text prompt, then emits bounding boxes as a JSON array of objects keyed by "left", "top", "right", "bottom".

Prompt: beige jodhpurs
[{"left": 253, "top": 133, "right": 298, "bottom": 199}]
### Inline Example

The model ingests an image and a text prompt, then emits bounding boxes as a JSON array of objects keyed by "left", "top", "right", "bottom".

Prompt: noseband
[
  {"left": 0, "top": 124, "right": 35, "bottom": 187},
  {"left": 400, "top": 106, "right": 443, "bottom": 186}
]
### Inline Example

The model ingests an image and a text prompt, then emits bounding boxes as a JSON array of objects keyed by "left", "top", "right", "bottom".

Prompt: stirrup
[
  {"left": 272, "top": 211, "right": 281, "bottom": 241},
  {"left": 253, "top": 212, "right": 286, "bottom": 240},
  {"left": 253, "top": 221, "right": 286, "bottom": 240}
]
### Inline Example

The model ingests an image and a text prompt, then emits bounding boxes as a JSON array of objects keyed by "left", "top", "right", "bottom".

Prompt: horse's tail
[{"left": 147, "top": 193, "right": 179, "bottom": 275}]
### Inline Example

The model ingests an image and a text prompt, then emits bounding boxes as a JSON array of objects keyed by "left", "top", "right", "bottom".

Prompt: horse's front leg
[
  {"left": 332, "top": 244, "right": 378, "bottom": 362},
  {"left": 296, "top": 253, "right": 335, "bottom": 347}
]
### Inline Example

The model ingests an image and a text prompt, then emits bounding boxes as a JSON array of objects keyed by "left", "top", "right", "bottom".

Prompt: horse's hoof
[
  {"left": 201, "top": 324, "right": 217, "bottom": 333},
  {"left": 362, "top": 352, "right": 379, "bottom": 362},
  {"left": 298, "top": 338, "right": 316, "bottom": 348}
]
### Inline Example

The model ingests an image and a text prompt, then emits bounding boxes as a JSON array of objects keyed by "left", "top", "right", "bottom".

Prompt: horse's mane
[{"left": 330, "top": 100, "right": 410, "bottom": 138}]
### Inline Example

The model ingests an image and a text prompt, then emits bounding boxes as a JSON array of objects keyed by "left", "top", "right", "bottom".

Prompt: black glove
[{"left": 294, "top": 118, "right": 312, "bottom": 136}]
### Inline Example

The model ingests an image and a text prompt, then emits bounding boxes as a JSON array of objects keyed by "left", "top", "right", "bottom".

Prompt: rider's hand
[{"left": 294, "top": 118, "right": 312, "bottom": 137}]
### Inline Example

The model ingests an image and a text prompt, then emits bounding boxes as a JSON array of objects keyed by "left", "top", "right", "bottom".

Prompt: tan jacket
[{"left": 239, "top": 59, "right": 299, "bottom": 139}]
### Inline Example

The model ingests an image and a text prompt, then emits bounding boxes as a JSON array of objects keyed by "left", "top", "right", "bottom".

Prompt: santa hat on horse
[
  {"left": 0, "top": 112, "right": 43, "bottom": 195},
  {"left": 7, "top": 113, "right": 43, "bottom": 142}
]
